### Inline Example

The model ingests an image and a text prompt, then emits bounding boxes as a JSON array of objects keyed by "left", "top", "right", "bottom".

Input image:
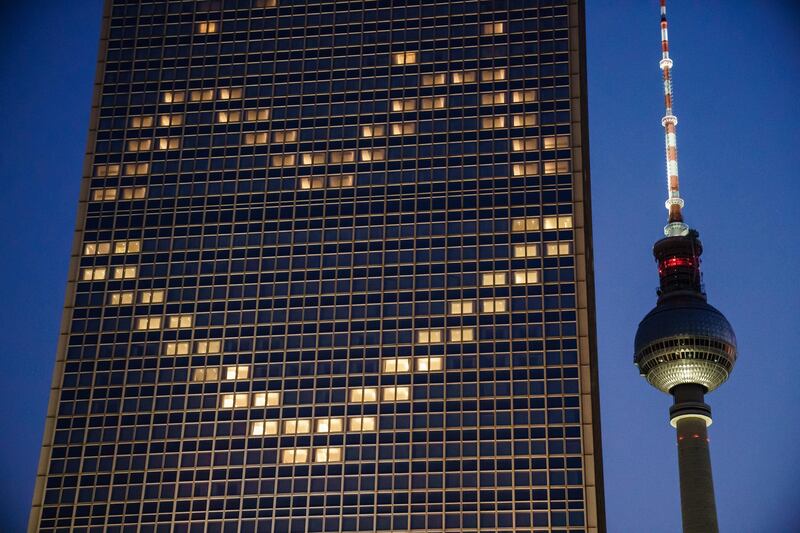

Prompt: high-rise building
[
  {"left": 634, "top": 2, "right": 737, "bottom": 533},
  {"left": 30, "top": 1, "right": 604, "bottom": 531}
]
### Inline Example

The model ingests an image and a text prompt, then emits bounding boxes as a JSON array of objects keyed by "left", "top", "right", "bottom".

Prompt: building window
[
  {"left": 391, "top": 99, "right": 417, "bottom": 111},
  {"left": 225, "top": 365, "right": 249, "bottom": 380},
  {"left": 135, "top": 317, "right": 161, "bottom": 330},
  {"left": 481, "top": 272, "right": 507, "bottom": 286},
  {"left": 196, "top": 21, "right": 218, "bottom": 34},
  {"left": 158, "top": 138, "right": 180, "bottom": 150},
  {"left": 283, "top": 419, "right": 312, "bottom": 435},
  {"left": 416, "top": 329, "right": 443, "bottom": 344},
  {"left": 315, "top": 418, "right": 344, "bottom": 433},
  {"left": 280, "top": 448, "right": 309, "bottom": 464},
  {"left": 382, "top": 386, "right": 410, "bottom": 401},
  {"left": 120, "top": 187, "right": 147, "bottom": 200},
  {"left": 167, "top": 314, "right": 193, "bottom": 328},
  {"left": 482, "top": 22, "right": 505, "bottom": 35},
  {"left": 421, "top": 73, "right": 447, "bottom": 86},
  {"left": 159, "top": 114, "right": 183, "bottom": 126},
  {"left": 513, "top": 269, "right": 541, "bottom": 284},
  {"left": 192, "top": 367, "right": 219, "bottom": 382},
  {"left": 299, "top": 177, "right": 325, "bottom": 190},
  {"left": 421, "top": 97, "right": 446, "bottom": 109},
  {"left": 392, "top": 52, "right": 417, "bottom": 65},
  {"left": 481, "top": 68, "right": 507, "bottom": 81},
  {"left": 91, "top": 188, "right": 116, "bottom": 201},
  {"left": 382, "top": 358, "right": 411, "bottom": 373},
  {"left": 512, "top": 138, "right": 539, "bottom": 152},
  {"left": 250, "top": 421, "right": 278, "bottom": 436},
  {"left": 253, "top": 392, "right": 281, "bottom": 407},
  {"left": 127, "top": 139, "right": 152, "bottom": 152},
  {"left": 512, "top": 218, "right": 540, "bottom": 232},
  {"left": 416, "top": 356, "right": 443, "bottom": 372},
  {"left": 139, "top": 290, "right": 165, "bottom": 304},
  {"left": 108, "top": 292, "right": 134, "bottom": 305},
  {"left": 218, "top": 87, "right": 242, "bottom": 100},
  {"left": 481, "top": 92, "right": 506, "bottom": 105},
  {"left": 543, "top": 161, "right": 571, "bottom": 174},
  {"left": 195, "top": 340, "right": 221, "bottom": 354},
  {"left": 481, "top": 116, "right": 506, "bottom": 129},
  {"left": 546, "top": 242, "right": 573, "bottom": 256},
  {"left": 162, "top": 91, "right": 185, "bottom": 103},
  {"left": 217, "top": 110, "right": 241, "bottom": 123},
  {"left": 84, "top": 242, "right": 111, "bottom": 255},
  {"left": 244, "top": 132, "right": 268, "bottom": 145},
  {"left": 245, "top": 109, "right": 269, "bottom": 121},
  {"left": 360, "top": 149, "right": 385, "bottom": 161},
  {"left": 449, "top": 300, "right": 475, "bottom": 315},
  {"left": 329, "top": 150, "right": 356, "bottom": 163},
  {"left": 220, "top": 393, "right": 249, "bottom": 408},
  {"left": 123, "top": 163, "right": 149, "bottom": 176},
  {"left": 543, "top": 135, "right": 570, "bottom": 149},
  {"left": 361, "top": 125, "right": 385, "bottom": 137},
  {"left": 349, "top": 416, "right": 376, "bottom": 431},
  {"left": 449, "top": 327, "right": 475, "bottom": 342},
  {"left": 314, "top": 447, "right": 342, "bottom": 463},
  {"left": 513, "top": 244, "right": 540, "bottom": 258},
  {"left": 512, "top": 163, "right": 538, "bottom": 176},
  {"left": 301, "top": 153, "right": 326, "bottom": 165},
  {"left": 512, "top": 90, "right": 537, "bottom": 103},
  {"left": 189, "top": 89, "right": 215, "bottom": 102},
  {"left": 328, "top": 174, "right": 354, "bottom": 188},
  {"left": 81, "top": 267, "right": 107, "bottom": 281},
  {"left": 271, "top": 154, "right": 296, "bottom": 167},
  {"left": 481, "top": 298, "right": 508, "bottom": 313},
  {"left": 512, "top": 113, "right": 538, "bottom": 127},
  {"left": 543, "top": 215, "right": 574, "bottom": 230},
  {"left": 452, "top": 71, "right": 477, "bottom": 83},
  {"left": 164, "top": 341, "right": 190, "bottom": 356},
  {"left": 130, "top": 116, "right": 153, "bottom": 128},
  {"left": 391, "top": 122, "right": 416, "bottom": 135},
  {"left": 113, "top": 266, "right": 137, "bottom": 279},
  {"left": 113, "top": 240, "right": 141, "bottom": 253},
  {"left": 94, "top": 164, "right": 120, "bottom": 177},
  {"left": 273, "top": 130, "right": 298, "bottom": 143},
  {"left": 349, "top": 387, "right": 378, "bottom": 403}
]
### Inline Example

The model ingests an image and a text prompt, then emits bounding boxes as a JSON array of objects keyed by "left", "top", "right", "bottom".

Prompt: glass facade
[{"left": 30, "top": 1, "right": 604, "bottom": 531}]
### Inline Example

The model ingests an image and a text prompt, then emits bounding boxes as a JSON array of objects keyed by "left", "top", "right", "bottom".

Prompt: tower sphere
[{"left": 635, "top": 296, "right": 737, "bottom": 393}]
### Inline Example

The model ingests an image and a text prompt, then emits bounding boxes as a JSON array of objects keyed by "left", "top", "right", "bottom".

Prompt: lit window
[
  {"left": 392, "top": 52, "right": 417, "bottom": 65},
  {"left": 299, "top": 177, "right": 325, "bottom": 190},
  {"left": 271, "top": 154, "right": 296, "bottom": 166},
  {"left": 512, "top": 138, "right": 539, "bottom": 151},
  {"left": 512, "top": 218, "right": 540, "bottom": 232},
  {"left": 281, "top": 448, "right": 309, "bottom": 464},
  {"left": 189, "top": 89, "right": 215, "bottom": 102},
  {"left": 543, "top": 135, "right": 570, "bottom": 149},
  {"left": 513, "top": 269, "right": 541, "bottom": 284},
  {"left": 244, "top": 132, "right": 268, "bottom": 145},
  {"left": 513, "top": 244, "right": 539, "bottom": 258},
  {"left": 449, "top": 300, "right": 475, "bottom": 315},
  {"left": 245, "top": 109, "right": 269, "bottom": 121},
  {"left": 250, "top": 421, "right": 278, "bottom": 436},
  {"left": 391, "top": 99, "right": 416, "bottom": 111},
  {"left": 512, "top": 113, "right": 538, "bottom": 127},
  {"left": 416, "top": 356, "right": 443, "bottom": 372},
  {"left": 252, "top": 391, "right": 281, "bottom": 407},
  {"left": 559, "top": 215, "right": 574, "bottom": 229},
  {"left": 482, "top": 22, "right": 505, "bottom": 35},
  {"left": 135, "top": 317, "right": 161, "bottom": 330},
  {"left": 123, "top": 163, "right": 149, "bottom": 176},
  {"left": 81, "top": 267, "right": 107, "bottom": 281},
  {"left": 127, "top": 139, "right": 152, "bottom": 151},
  {"left": 452, "top": 71, "right": 477, "bottom": 83},
  {"left": 543, "top": 161, "right": 570, "bottom": 174},
  {"left": 84, "top": 242, "right": 110, "bottom": 255},
  {"left": 301, "top": 153, "right": 326, "bottom": 165},
  {"left": 225, "top": 365, "right": 249, "bottom": 380},
  {"left": 421, "top": 73, "right": 447, "bottom": 86},
  {"left": 94, "top": 164, "right": 119, "bottom": 177},
  {"left": 216, "top": 110, "right": 241, "bottom": 123},
  {"left": 158, "top": 138, "right": 180, "bottom": 150},
  {"left": 218, "top": 87, "right": 242, "bottom": 100},
  {"left": 113, "top": 240, "right": 141, "bottom": 253},
  {"left": 349, "top": 387, "right": 378, "bottom": 403},
  {"left": 328, "top": 174, "right": 354, "bottom": 187},
  {"left": 481, "top": 298, "right": 508, "bottom": 313},
  {"left": 349, "top": 416, "right": 376, "bottom": 431},
  {"left": 192, "top": 367, "right": 219, "bottom": 382},
  {"left": 220, "top": 393, "right": 249, "bottom": 408},
  {"left": 481, "top": 272, "right": 507, "bottom": 286},
  {"left": 315, "top": 418, "right": 344, "bottom": 433},
  {"left": 130, "top": 116, "right": 153, "bottom": 128},
  {"left": 421, "top": 96, "right": 446, "bottom": 109},
  {"left": 512, "top": 90, "right": 537, "bottom": 103},
  {"left": 121, "top": 186, "right": 147, "bottom": 200},
  {"left": 546, "top": 242, "right": 573, "bottom": 256},
  {"left": 283, "top": 419, "right": 311, "bottom": 435},
  {"left": 449, "top": 327, "right": 475, "bottom": 342},
  {"left": 92, "top": 188, "right": 117, "bottom": 201},
  {"left": 139, "top": 290, "right": 165, "bottom": 304},
  {"left": 255, "top": 0, "right": 277, "bottom": 6},
  {"left": 162, "top": 91, "right": 185, "bottom": 103},
  {"left": 112, "top": 266, "right": 137, "bottom": 279},
  {"left": 481, "top": 92, "right": 506, "bottom": 105},
  {"left": 360, "top": 149, "right": 385, "bottom": 161},
  {"left": 194, "top": 340, "right": 221, "bottom": 354},
  {"left": 512, "top": 163, "right": 538, "bottom": 176},
  {"left": 390, "top": 122, "right": 416, "bottom": 135},
  {"left": 108, "top": 292, "right": 134, "bottom": 305},
  {"left": 329, "top": 150, "right": 356, "bottom": 163},
  {"left": 481, "top": 68, "right": 507, "bottom": 81},
  {"left": 196, "top": 21, "right": 218, "bottom": 34},
  {"left": 416, "top": 329, "right": 443, "bottom": 344},
  {"left": 361, "top": 125, "right": 385, "bottom": 137},
  {"left": 273, "top": 130, "right": 298, "bottom": 143},
  {"left": 167, "top": 314, "right": 193, "bottom": 328},
  {"left": 164, "top": 341, "right": 190, "bottom": 356},
  {"left": 382, "top": 386, "right": 410, "bottom": 401},
  {"left": 382, "top": 358, "right": 411, "bottom": 373},
  {"left": 314, "top": 447, "right": 342, "bottom": 463},
  {"left": 159, "top": 114, "right": 183, "bottom": 126},
  {"left": 481, "top": 116, "right": 506, "bottom": 129}
]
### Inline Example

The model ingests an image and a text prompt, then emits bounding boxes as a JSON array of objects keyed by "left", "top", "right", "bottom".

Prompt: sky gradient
[{"left": 0, "top": 1, "right": 798, "bottom": 531}]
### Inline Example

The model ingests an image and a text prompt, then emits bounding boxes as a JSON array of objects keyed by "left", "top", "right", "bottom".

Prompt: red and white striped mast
[{"left": 659, "top": 0, "right": 689, "bottom": 237}]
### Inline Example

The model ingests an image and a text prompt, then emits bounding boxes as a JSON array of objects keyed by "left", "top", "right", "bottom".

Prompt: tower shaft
[{"left": 675, "top": 416, "right": 719, "bottom": 533}]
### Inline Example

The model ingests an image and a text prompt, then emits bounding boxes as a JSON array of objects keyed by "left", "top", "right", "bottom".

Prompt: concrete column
[{"left": 675, "top": 416, "right": 718, "bottom": 533}]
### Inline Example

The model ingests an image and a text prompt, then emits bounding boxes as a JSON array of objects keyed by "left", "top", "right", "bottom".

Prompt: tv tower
[{"left": 634, "top": 2, "right": 738, "bottom": 533}]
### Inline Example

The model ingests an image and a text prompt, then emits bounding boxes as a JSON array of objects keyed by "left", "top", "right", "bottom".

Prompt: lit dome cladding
[{"left": 634, "top": 295, "right": 737, "bottom": 393}]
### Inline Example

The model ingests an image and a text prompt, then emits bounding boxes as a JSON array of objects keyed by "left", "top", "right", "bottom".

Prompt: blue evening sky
[{"left": 0, "top": 1, "right": 797, "bottom": 531}]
